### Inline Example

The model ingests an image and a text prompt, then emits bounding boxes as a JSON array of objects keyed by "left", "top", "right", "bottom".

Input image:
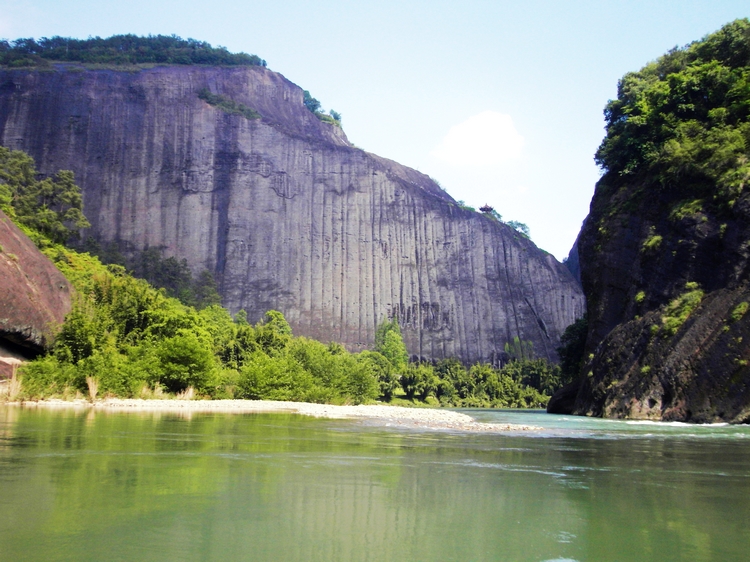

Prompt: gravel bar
[{"left": 13, "top": 398, "right": 537, "bottom": 432}]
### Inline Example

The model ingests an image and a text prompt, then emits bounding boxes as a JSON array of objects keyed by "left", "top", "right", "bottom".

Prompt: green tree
[
  {"left": 434, "top": 358, "right": 470, "bottom": 402},
  {"left": 504, "top": 336, "right": 535, "bottom": 361},
  {"left": 156, "top": 330, "right": 217, "bottom": 393},
  {"left": 501, "top": 358, "right": 561, "bottom": 396},
  {"left": 194, "top": 270, "right": 222, "bottom": 309},
  {"left": 0, "top": 34, "right": 264, "bottom": 67},
  {"left": 401, "top": 362, "right": 438, "bottom": 401},
  {"left": 374, "top": 318, "right": 408, "bottom": 370},
  {"left": 303, "top": 90, "right": 321, "bottom": 113},
  {"left": 255, "top": 310, "right": 292, "bottom": 354},
  {"left": 594, "top": 18, "right": 750, "bottom": 207},
  {"left": 358, "top": 350, "right": 397, "bottom": 401},
  {"left": 0, "top": 147, "right": 90, "bottom": 243},
  {"left": 506, "top": 220, "right": 530, "bottom": 238}
]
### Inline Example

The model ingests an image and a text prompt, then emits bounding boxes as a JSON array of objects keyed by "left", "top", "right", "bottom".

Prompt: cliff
[
  {"left": 0, "top": 63, "right": 583, "bottom": 364},
  {"left": 548, "top": 20, "right": 750, "bottom": 422},
  {"left": 550, "top": 174, "right": 750, "bottom": 423},
  {"left": 0, "top": 210, "right": 72, "bottom": 377}
]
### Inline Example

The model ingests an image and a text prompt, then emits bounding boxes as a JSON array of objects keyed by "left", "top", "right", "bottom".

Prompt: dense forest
[
  {"left": 0, "top": 34, "right": 266, "bottom": 68},
  {"left": 2, "top": 146, "right": 571, "bottom": 407},
  {"left": 595, "top": 19, "right": 750, "bottom": 208}
]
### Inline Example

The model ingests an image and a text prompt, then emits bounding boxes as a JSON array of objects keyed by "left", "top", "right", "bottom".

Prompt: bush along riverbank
[{"left": 2, "top": 147, "right": 560, "bottom": 407}]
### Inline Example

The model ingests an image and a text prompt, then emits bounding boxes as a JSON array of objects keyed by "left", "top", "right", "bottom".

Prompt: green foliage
[
  {"left": 84, "top": 244, "right": 222, "bottom": 310},
  {"left": 642, "top": 230, "right": 663, "bottom": 252},
  {"left": 192, "top": 270, "right": 222, "bottom": 309},
  {"left": 237, "top": 351, "right": 317, "bottom": 402},
  {"left": 156, "top": 330, "right": 217, "bottom": 393},
  {"left": 396, "top": 356, "right": 553, "bottom": 408},
  {"left": 358, "top": 350, "right": 398, "bottom": 401},
  {"left": 504, "top": 336, "right": 535, "bottom": 361},
  {"left": 0, "top": 146, "right": 90, "bottom": 243},
  {"left": 478, "top": 204, "right": 532, "bottom": 237},
  {"left": 501, "top": 358, "right": 562, "bottom": 396},
  {"left": 375, "top": 318, "right": 408, "bottom": 371},
  {"left": 556, "top": 316, "right": 588, "bottom": 385},
  {"left": 302, "top": 90, "right": 342, "bottom": 128},
  {"left": 506, "top": 220, "right": 531, "bottom": 237},
  {"left": 401, "top": 362, "right": 439, "bottom": 401},
  {"left": 595, "top": 19, "right": 750, "bottom": 209},
  {"left": 669, "top": 198, "right": 704, "bottom": 220},
  {"left": 0, "top": 34, "right": 265, "bottom": 67},
  {"left": 635, "top": 290, "right": 646, "bottom": 303},
  {"left": 730, "top": 301, "right": 749, "bottom": 322},
  {"left": 303, "top": 90, "right": 321, "bottom": 113},
  {"left": 456, "top": 200, "right": 476, "bottom": 212},
  {"left": 198, "top": 88, "right": 260, "bottom": 120},
  {"left": 660, "top": 282, "right": 705, "bottom": 336}
]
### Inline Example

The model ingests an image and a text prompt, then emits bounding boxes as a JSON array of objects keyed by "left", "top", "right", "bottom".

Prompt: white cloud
[{"left": 431, "top": 111, "right": 525, "bottom": 167}]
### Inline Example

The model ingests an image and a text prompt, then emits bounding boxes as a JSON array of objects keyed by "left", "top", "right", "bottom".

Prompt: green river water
[{"left": 0, "top": 406, "right": 748, "bottom": 561}]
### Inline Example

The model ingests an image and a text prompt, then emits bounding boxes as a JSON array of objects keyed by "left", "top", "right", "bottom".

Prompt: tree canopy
[
  {"left": 0, "top": 146, "right": 89, "bottom": 243},
  {"left": 595, "top": 19, "right": 750, "bottom": 207},
  {"left": 0, "top": 34, "right": 266, "bottom": 68}
]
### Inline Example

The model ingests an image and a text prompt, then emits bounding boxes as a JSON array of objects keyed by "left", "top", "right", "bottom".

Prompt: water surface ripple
[{"left": 0, "top": 406, "right": 748, "bottom": 561}]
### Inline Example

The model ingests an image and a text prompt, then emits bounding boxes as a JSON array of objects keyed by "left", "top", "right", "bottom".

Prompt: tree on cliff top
[
  {"left": 0, "top": 34, "right": 266, "bottom": 68},
  {"left": 595, "top": 18, "right": 750, "bottom": 206},
  {"left": 0, "top": 146, "right": 89, "bottom": 244}
]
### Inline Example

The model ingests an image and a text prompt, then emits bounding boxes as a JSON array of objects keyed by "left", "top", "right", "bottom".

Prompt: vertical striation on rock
[{"left": 0, "top": 64, "right": 583, "bottom": 363}]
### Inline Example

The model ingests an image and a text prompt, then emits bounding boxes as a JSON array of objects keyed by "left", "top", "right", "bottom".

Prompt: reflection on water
[{"left": 0, "top": 406, "right": 748, "bottom": 561}]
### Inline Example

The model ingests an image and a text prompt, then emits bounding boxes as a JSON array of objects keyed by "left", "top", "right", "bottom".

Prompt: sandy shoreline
[{"left": 7, "top": 398, "right": 536, "bottom": 432}]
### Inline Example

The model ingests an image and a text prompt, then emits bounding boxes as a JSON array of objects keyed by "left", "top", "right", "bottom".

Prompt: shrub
[
  {"left": 156, "top": 330, "right": 218, "bottom": 393},
  {"left": 731, "top": 301, "right": 749, "bottom": 323},
  {"left": 661, "top": 282, "right": 705, "bottom": 336},
  {"left": 358, "top": 350, "right": 397, "bottom": 400},
  {"left": 198, "top": 89, "right": 260, "bottom": 120},
  {"left": 237, "top": 352, "right": 319, "bottom": 402},
  {"left": 642, "top": 233, "right": 663, "bottom": 252}
]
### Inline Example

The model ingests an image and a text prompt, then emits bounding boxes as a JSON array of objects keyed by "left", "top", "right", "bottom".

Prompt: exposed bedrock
[
  {"left": 553, "top": 175, "right": 750, "bottom": 422},
  {"left": 0, "top": 65, "right": 583, "bottom": 363},
  {"left": 0, "top": 210, "right": 72, "bottom": 377}
]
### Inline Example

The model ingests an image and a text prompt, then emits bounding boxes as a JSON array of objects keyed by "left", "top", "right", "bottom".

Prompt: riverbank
[{"left": 6, "top": 398, "right": 536, "bottom": 432}]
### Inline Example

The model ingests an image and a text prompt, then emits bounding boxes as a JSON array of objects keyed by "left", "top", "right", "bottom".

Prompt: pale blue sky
[{"left": 1, "top": 0, "right": 748, "bottom": 258}]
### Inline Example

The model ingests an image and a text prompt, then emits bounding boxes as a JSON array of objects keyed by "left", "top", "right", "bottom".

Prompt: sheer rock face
[
  {"left": 0, "top": 65, "right": 583, "bottom": 363},
  {"left": 552, "top": 175, "right": 750, "bottom": 423},
  {"left": 0, "top": 210, "right": 72, "bottom": 376}
]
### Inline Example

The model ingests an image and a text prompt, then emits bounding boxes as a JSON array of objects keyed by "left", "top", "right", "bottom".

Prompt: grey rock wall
[{"left": 0, "top": 64, "right": 584, "bottom": 363}]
